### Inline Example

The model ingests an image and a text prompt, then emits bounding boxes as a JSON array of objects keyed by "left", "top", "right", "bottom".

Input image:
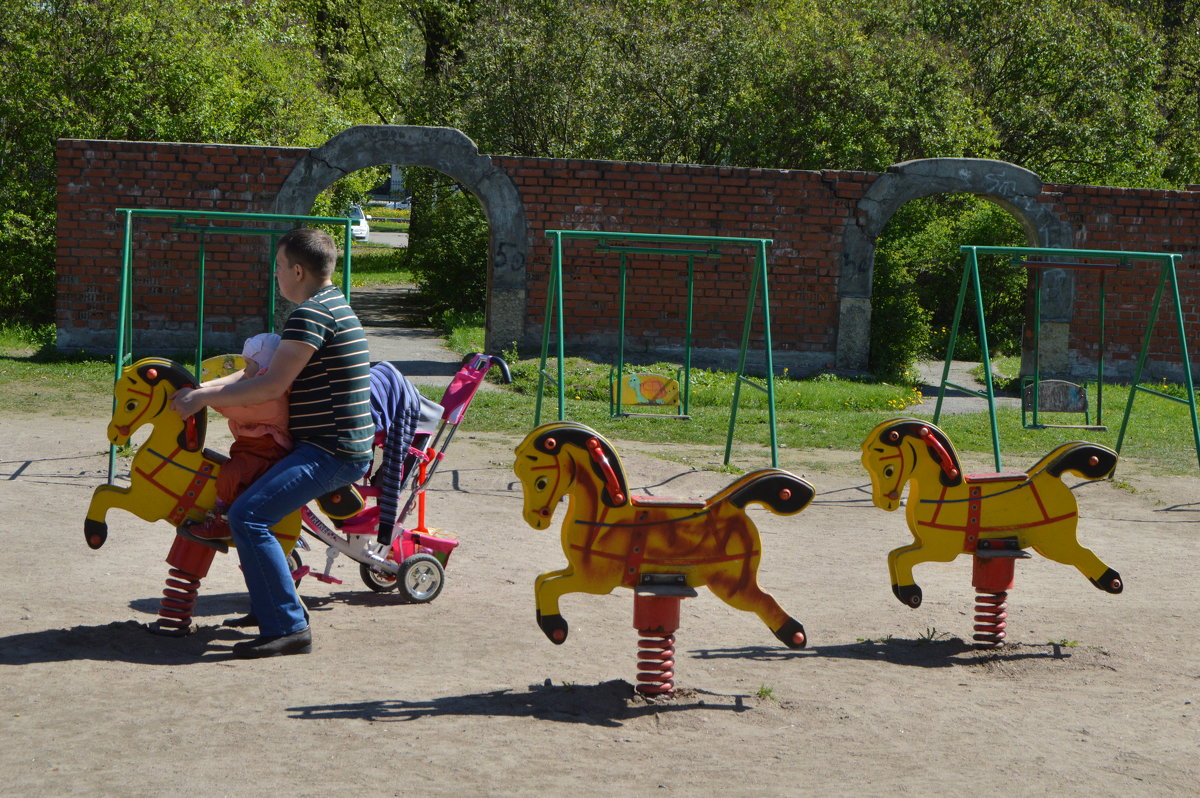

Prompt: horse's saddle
[
  {"left": 317, "top": 485, "right": 366, "bottom": 520},
  {"left": 630, "top": 495, "right": 706, "bottom": 509},
  {"left": 964, "top": 471, "right": 1029, "bottom": 484}
]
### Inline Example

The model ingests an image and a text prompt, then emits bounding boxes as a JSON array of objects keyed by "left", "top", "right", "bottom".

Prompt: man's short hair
[{"left": 277, "top": 228, "right": 337, "bottom": 279}]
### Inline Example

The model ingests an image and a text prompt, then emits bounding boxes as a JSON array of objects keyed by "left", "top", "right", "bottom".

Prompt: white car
[{"left": 347, "top": 205, "right": 370, "bottom": 242}]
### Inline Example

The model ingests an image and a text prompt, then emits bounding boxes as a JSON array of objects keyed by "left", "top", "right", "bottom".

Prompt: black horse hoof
[
  {"left": 773, "top": 617, "right": 807, "bottom": 649},
  {"left": 893, "top": 583, "right": 922, "bottom": 608},
  {"left": 536, "top": 611, "right": 569, "bottom": 645},
  {"left": 84, "top": 519, "right": 108, "bottom": 550},
  {"left": 1090, "top": 568, "right": 1123, "bottom": 594}
]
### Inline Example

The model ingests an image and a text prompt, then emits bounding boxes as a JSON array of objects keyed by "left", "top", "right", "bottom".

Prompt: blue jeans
[{"left": 227, "top": 442, "right": 369, "bottom": 637}]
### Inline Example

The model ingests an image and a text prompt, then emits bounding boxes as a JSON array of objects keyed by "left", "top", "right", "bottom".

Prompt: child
[
  {"left": 171, "top": 227, "right": 373, "bottom": 658},
  {"left": 179, "top": 333, "right": 292, "bottom": 546}
]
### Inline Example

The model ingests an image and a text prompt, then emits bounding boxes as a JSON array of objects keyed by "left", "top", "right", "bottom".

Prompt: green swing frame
[
  {"left": 538, "top": 230, "right": 780, "bottom": 467},
  {"left": 934, "top": 245, "right": 1199, "bottom": 472}
]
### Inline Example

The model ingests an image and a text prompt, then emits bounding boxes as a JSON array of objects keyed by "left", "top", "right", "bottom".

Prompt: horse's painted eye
[
  {"left": 125, "top": 400, "right": 138, "bottom": 412},
  {"left": 884, "top": 465, "right": 895, "bottom": 478},
  {"left": 535, "top": 477, "right": 548, "bottom": 491}
]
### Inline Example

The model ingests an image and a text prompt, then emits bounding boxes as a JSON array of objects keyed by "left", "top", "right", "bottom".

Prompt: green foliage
[
  {"left": 311, "top": 171, "right": 389, "bottom": 222},
  {"left": 869, "top": 253, "right": 931, "bottom": 383},
  {"left": 0, "top": 210, "right": 55, "bottom": 325},
  {"left": 401, "top": 168, "right": 489, "bottom": 318},
  {"left": 0, "top": 0, "right": 351, "bottom": 324},
  {"left": 0, "top": 322, "right": 56, "bottom": 351},
  {"left": 7, "top": 0, "right": 1200, "bottom": 343},
  {"left": 905, "top": 0, "right": 1168, "bottom": 186},
  {"left": 871, "top": 194, "right": 1025, "bottom": 377}
]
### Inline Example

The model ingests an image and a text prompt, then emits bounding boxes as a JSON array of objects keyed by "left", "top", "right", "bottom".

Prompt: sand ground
[{"left": 1, "top": 394, "right": 1197, "bottom": 796}]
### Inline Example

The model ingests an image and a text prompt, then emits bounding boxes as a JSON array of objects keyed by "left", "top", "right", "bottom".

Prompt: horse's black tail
[
  {"left": 728, "top": 470, "right": 815, "bottom": 515},
  {"left": 1045, "top": 442, "right": 1118, "bottom": 480}
]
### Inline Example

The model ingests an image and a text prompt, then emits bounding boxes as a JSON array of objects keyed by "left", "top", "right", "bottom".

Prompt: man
[{"left": 172, "top": 228, "right": 373, "bottom": 658}]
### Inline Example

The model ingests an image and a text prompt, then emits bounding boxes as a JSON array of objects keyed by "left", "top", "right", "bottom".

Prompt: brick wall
[
  {"left": 1046, "top": 183, "right": 1200, "bottom": 379},
  {"left": 493, "top": 157, "right": 875, "bottom": 371},
  {"left": 56, "top": 139, "right": 1199, "bottom": 380},
  {"left": 56, "top": 139, "right": 306, "bottom": 354}
]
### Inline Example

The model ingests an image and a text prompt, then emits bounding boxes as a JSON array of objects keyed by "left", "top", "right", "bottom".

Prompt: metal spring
[
  {"left": 635, "top": 632, "right": 676, "bottom": 696},
  {"left": 150, "top": 567, "right": 201, "bottom": 636},
  {"left": 973, "top": 590, "right": 1009, "bottom": 648}
]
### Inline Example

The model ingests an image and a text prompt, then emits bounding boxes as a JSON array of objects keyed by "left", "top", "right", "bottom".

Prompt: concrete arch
[
  {"left": 274, "top": 125, "right": 528, "bottom": 351},
  {"left": 835, "top": 157, "right": 1075, "bottom": 371}
]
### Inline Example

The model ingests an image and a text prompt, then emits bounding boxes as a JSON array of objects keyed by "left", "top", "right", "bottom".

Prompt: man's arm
[{"left": 171, "top": 340, "right": 314, "bottom": 418}]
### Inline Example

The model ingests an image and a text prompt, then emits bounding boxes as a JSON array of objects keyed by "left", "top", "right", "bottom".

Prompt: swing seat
[
  {"left": 1023, "top": 379, "right": 1087, "bottom": 414},
  {"left": 609, "top": 368, "right": 686, "bottom": 418},
  {"left": 1021, "top": 378, "right": 1107, "bottom": 431}
]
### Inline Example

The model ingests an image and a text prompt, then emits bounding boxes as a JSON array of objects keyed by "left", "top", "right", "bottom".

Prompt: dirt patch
[{"left": 1, "top": 412, "right": 1197, "bottom": 796}]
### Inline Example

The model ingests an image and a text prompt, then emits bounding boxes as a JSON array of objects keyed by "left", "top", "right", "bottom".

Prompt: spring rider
[
  {"left": 514, "top": 421, "right": 813, "bottom": 695},
  {"left": 84, "top": 356, "right": 300, "bottom": 635},
  {"left": 860, "top": 418, "right": 1124, "bottom": 647}
]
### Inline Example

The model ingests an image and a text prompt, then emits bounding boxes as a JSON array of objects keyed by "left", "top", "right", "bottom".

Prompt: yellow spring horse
[
  {"left": 860, "top": 418, "right": 1123, "bottom": 646},
  {"left": 514, "top": 421, "right": 813, "bottom": 651},
  {"left": 85, "top": 357, "right": 299, "bottom": 634}
]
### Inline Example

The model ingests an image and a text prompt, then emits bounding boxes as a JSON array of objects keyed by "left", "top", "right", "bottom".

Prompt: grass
[
  {"left": 344, "top": 247, "right": 414, "bottom": 287},
  {"left": 457, "top": 338, "right": 1200, "bottom": 473},
  {"left": 4, "top": 318, "right": 1199, "bottom": 476},
  {"left": 0, "top": 324, "right": 114, "bottom": 415}
]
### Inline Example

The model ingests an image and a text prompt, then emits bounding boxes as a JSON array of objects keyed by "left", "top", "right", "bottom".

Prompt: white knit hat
[{"left": 242, "top": 333, "right": 281, "bottom": 370}]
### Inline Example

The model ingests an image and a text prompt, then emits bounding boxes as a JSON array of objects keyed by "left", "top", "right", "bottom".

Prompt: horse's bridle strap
[{"left": 167, "top": 461, "right": 216, "bottom": 526}]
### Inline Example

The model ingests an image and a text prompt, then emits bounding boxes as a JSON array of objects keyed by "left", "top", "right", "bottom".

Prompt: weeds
[{"left": 917, "top": 627, "right": 950, "bottom": 643}]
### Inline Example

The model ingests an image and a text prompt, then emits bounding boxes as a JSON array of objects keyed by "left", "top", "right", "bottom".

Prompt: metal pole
[
  {"left": 758, "top": 240, "right": 778, "bottom": 467},
  {"left": 1031, "top": 267, "right": 1042, "bottom": 427},
  {"left": 935, "top": 248, "right": 975, "bottom": 423},
  {"left": 535, "top": 232, "right": 562, "bottom": 426},
  {"left": 684, "top": 254, "right": 695, "bottom": 417},
  {"left": 1115, "top": 262, "right": 1168, "bottom": 455},
  {"left": 971, "top": 253, "right": 1002, "bottom": 472},
  {"left": 725, "top": 263, "right": 760, "bottom": 465},
  {"left": 1165, "top": 255, "right": 1200, "bottom": 468},
  {"left": 617, "top": 253, "right": 628, "bottom": 417},
  {"left": 108, "top": 209, "right": 136, "bottom": 483},
  {"left": 195, "top": 233, "right": 207, "bottom": 376}
]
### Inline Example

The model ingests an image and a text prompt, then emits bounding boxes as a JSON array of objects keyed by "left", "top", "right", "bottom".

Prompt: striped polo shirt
[{"left": 281, "top": 284, "right": 373, "bottom": 461}]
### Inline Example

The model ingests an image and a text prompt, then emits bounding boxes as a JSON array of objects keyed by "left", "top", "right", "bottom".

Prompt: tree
[
  {"left": 906, "top": 0, "right": 1167, "bottom": 186},
  {"left": 0, "top": 0, "right": 349, "bottom": 325}
]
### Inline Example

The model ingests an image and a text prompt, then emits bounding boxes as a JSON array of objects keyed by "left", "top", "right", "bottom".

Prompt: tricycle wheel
[
  {"left": 399, "top": 553, "right": 444, "bottom": 603},
  {"left": 360, "top": 561, "right": 400, "bottom": 593},
  {"left": 287, "top": 549, "right": 304, "bottom": 588}
]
